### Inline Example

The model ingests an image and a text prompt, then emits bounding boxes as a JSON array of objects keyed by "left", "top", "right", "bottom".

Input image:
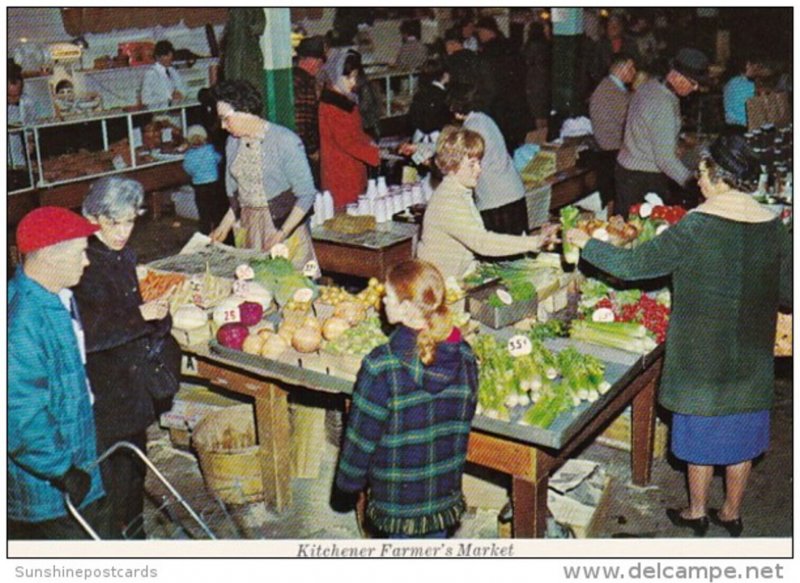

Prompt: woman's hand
[
  {"left": 398, "top": 142, "right": 417, "bottom": 156},
  {"left": 140, "top": 300, "right": 170, "bottom": 321},
  {"left": 529, "top": 222, "right": 561, "bottom": 251},
  {"left": 566, "top": 228, "right": 591, "bottom": 249},
  {"left": 210, "top": 208, "right": 236, "bottom": 243}
]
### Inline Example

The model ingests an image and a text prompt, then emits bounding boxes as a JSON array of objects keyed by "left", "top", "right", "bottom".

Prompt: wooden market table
[
  {"left": 182, "top": 337, "right": 662, "bottom": 538},
  {"left": 311, "top": 222, "right": 419, "bottom": 280}
]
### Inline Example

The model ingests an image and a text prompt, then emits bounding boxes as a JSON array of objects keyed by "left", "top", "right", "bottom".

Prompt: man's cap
[
  {"left": 672, "top": 48, "right": 710, "bottom": 85},
  {"left": 296, "top": 36, "right": 325, "bottom": 59},
  {"left": 17, "top": 206, "right": 99, "bottom": 254}
]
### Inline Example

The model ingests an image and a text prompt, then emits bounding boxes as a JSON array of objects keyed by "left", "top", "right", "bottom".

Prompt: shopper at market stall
[
  {"left": 588, "top": 54, "right": 637, "bottom": 210},
  {"left": 336, "top": 259, "right": 478, "bottom": 538},
  {"left": 448, "top": 82, "right": 528, "bottom": 235},
  {"left": 73, "top": 177, "right": 181, "bottom": 539},
  {"left": 141, "top": 40, "right": 188, "bottom": 109},
  {"left": 394, "top": 19, "right": 428, "bottom": 71},
  {"left": 417, "top": 127, "right": 554, "bottom": 281},
  {"left": 9, "top": 207, "right": 114, "bottom": 540},
  {"left": 409, "top": 58, "right": 451, "bottom": 146},
  {"left": 209, "top": 80, "right": 319, "bottom": 273},
  {"left": 723, "top": 57, "right": 763, "bottom": 132},
  {"left": 615, "top": 48, "right": 709, "bottom": 216},
  {"left": 567, "top": 135, "right": 793, "bottom": 537},
  {"left": 293, "top": 35, "right": 325, "bottom": 183},
  {"left": 319, "top": 49, "right": 380, "bottom": 210},
  {"left": 182, "top": 124, "right": 224, "bottom": 235}
]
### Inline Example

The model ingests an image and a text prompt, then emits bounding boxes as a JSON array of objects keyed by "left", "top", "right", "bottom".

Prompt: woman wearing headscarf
[
  {"left": 567, "top": 135, "right": 793, "bottom": 537},
  {"left": 319, "top": 49, "right": 380, "bottom": 209}
]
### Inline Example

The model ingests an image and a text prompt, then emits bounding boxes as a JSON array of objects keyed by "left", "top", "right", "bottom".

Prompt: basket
[{"left": 192, "top": 404, "right": 264, "bottom": 505}]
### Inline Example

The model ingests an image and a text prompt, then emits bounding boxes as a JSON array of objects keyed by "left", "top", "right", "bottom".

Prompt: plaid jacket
[
  {"left": 293, "top": 67, "right": 320, "bottom": 155},
  {"left": 336, "top": 326, "right": 478, "bottom": 535}
]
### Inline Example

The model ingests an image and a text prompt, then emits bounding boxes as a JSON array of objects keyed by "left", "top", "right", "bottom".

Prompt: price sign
[
  {"left": 507, "top": 335, "right": 532, "bottom": 357},
  {"left": 222, "top": 307, "right": 241, "bottom": 324},
  {"left": 303, "top": 260, "right": 319, "bottom": 278},
  {"left": 232, "top": 279, "right": 249, "bottom": 298},
  {"left": 270, "top": 243, "right": 289, "bottom": 260},
  {"left": 496, "top": 289, "right": 514, "bottom": 305}
]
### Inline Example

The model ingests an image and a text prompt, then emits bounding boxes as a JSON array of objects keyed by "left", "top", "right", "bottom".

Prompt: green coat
[{"left": 582, "top": 212, "right": 792, "bottom": 416}]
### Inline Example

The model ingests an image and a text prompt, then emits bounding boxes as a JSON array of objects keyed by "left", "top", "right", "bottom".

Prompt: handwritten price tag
[
  {"left": 303, "top": 260, "right": 319, "bottom": 278},
  {"left": 232, "top": 279, "right": 249, "bottom": 298},
  {"left": 270, "top": 243, "right": 290, "bottom": 260},
  {"left": 507, "top": 335, "right": 532, "bottom": 357},
  {"left": 222, "top": 307, "right": 241, "bottom": 324}
]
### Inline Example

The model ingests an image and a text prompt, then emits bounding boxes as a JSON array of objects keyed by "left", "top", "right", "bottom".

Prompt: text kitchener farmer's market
[{"left": 296, "top": 542, "right": 515, "bottom": 558}]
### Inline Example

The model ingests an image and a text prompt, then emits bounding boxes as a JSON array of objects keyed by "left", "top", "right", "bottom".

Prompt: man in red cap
[{"left": 8, "top": 207, "right": 116, "bottom": 539}]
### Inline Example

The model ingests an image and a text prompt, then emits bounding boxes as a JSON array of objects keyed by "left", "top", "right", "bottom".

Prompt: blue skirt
[{"left": 671, "top": 410, "right": 770, "bottom": 465}]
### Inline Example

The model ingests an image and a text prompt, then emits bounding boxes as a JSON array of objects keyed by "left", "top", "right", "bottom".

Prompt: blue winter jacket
[
  {"left": 182, "top": 143, "right": 222, "bottom": 185},
  {"left": 8, "top": 268, "right": 105, "bottom": 522}
]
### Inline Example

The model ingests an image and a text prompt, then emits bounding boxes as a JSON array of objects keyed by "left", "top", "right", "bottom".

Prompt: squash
[
  {"left": 260, "top": 332, "right": 289, "bottom": 359},
  {"left": 322, "top": 316, "right": 350, "bottom": 341},
  {"left": 292, "top": 325, "right": 322, "bottom": 353},
  {"left": 242, "top": 334, "right": 265, "bottom": 355},
  {"left": 173, "top": 304, "right": 208, "bottom": 330}
]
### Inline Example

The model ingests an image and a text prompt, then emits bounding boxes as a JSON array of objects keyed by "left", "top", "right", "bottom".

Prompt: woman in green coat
[{"left": 567, "top": 135, "right": 792, "bottom": 537}]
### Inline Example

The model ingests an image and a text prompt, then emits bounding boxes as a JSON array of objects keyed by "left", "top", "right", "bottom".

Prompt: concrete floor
[{"left": 128, "top": 211, "right": 793, "bottom": 540}]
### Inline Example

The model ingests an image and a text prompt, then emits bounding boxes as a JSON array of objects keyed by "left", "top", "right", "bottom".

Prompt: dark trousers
[
  {"left": 8, "top": 497, "right": 117, "bottom": 540},
  {"left": 614, "top": 163, "right": 672, "bottom": 218},
  {"left": 480, "top": 198, "right": 529, "bottom": 235},
  {"left": 585, "top": 149, "right": 619, "bottom": 209},
  {"left": 98, "top": 431, "right": 148, "bottom": 540},
  {"left": 193, "top": 180, "right": 227, "bottom": 235}
]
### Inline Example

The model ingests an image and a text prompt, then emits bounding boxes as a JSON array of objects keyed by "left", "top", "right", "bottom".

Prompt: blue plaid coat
[{"left": 336, "top": 325, "right": 478, "bottom": 535}]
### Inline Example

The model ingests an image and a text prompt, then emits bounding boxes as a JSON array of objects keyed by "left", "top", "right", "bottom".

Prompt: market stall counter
[
  {"left": 181, "top": 334, "right": 662, "bottom": 538},
  {"left": 311, "top": 221, "right": 419, "bottom": 280}
]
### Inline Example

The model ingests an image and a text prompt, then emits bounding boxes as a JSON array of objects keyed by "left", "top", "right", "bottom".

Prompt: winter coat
[
  {"left": 319, "top": 87, "right": 380, "bottom": 209},
  {"left": 336, "top": 325, "right": 479, "bottom": 535},
  {"left": 8, "top": 268, "right": 105, "bottom": 522},
  {"left": 72, "top": 237, "right": 170, "bottom": 444}
]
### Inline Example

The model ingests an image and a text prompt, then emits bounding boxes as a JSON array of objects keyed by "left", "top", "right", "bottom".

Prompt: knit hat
[
  {"left": 672, "top": 48, "right": 710, "bottom": 85},
  {"left": 17, "top": 206, "right": 99, "bottom": 254},
  {"left": 708, "top": 134, "right": 760, "bottom": 184},
  {"left": 296, "top": 35, "right": 325, "bottom": 59}
]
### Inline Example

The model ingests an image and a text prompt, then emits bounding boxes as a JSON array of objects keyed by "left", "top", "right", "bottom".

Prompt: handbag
[
  {"left": 267, "top": 189, "right": 297, "bottom": 230},
  {"left": 134, "top": 327, "right": 182, "bottom": 401}
]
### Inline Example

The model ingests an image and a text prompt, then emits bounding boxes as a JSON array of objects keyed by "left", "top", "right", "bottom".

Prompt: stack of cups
[
  {"left": 375, "top": 197, "right": 389, "bottom": 222},
  {"left": 377, "top": 176, "right": 389, "bottom": 197},
  {"left": 346, "top": 203, "right": 359, "bottom": 216},
  {"left": 366, "top": 178, "right": 379, "bottom": 199}
]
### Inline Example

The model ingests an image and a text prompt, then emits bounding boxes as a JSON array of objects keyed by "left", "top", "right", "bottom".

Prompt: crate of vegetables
[{"left": 467, "top": 282, "right": 538, "bottom": 329}]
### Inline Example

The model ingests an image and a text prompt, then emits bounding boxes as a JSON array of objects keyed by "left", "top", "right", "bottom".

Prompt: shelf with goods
[
  {"left": 18, "top": 101, "right": 202, "bottom": 191},
  {"left": 7, "top": 127, "right": 36, "bottom": 195},
  {"left": 365, "top": 65, "right": 419, "bottom": 119}
]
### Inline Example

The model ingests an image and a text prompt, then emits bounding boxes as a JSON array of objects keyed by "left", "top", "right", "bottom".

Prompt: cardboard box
[
  {"left": 541, "top": 142, "right": 578, "bottom": 172},
  {"left": 467, "top": 283, "right": 538, "bottom": 329},
  {"left": 596, "top": 405, "right": 669, "bottom": 459}
]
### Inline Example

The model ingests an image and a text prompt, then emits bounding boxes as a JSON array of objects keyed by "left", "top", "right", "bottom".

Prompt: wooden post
[{"left": 631, "top": 360, "right": 662, "bottom": 486}]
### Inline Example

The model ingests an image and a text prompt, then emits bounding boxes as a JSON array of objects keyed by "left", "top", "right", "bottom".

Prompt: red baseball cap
[{"left": 16, "top": 206, "right": 100, "bottom": 254}]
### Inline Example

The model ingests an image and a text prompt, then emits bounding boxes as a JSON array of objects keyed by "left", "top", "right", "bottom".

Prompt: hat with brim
[
  {"left": 17, "top": 206, "right": 99, "bottom": 254},
  {"left": 672, "top": 47, "right": 710, "bottom": 85},
  {"left": 296, "top": 36, "right": 325, "bottom": 60}
]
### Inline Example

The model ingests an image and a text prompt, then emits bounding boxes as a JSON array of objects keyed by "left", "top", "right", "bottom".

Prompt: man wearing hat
[
  {"left": 8, "top": 207, "right": 114, "bottom": 539},
  {"left": 293, "top": 35, "right": 326, "bottom": 184},
  {"left": 615, "top": 48, "right": 709, "bottom": 216}
]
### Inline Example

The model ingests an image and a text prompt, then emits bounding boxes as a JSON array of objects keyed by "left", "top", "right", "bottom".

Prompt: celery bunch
[
  {"left": 560, "top": 206, "right": 581, "bottom": 264},
  {"left": 570, "top": 320, "right": 657, "bottom": 354}
]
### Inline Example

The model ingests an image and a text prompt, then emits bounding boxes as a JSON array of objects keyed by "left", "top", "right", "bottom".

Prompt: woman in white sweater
[{"left": 417, "top": 127, "right": 552, "bottom": 280}]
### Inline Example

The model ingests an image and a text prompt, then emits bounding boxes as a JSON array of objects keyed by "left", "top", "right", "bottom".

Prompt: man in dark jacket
[
  {"left": 409, "top": 59, "right": 452, "bottom": 144},
  {"left": 475, "top": 16, "right": 532, "bottom": 151},
  {"left": 293, "top": 36, "right": 325, "bottom": 184}
]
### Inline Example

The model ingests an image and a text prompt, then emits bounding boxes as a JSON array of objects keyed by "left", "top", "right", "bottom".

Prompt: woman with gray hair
[{"left": 73, "top": 176, "right": 181, "bottom": 539}]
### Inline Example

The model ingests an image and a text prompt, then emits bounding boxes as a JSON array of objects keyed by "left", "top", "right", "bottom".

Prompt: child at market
[
  {"left": 335, "top": 260, "right": 479, "bottom": 538},
  {"left": 182, "top": 124, "right": 224, "bottom": 235}
]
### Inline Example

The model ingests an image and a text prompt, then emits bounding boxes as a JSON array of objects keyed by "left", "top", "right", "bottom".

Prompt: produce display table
[
  {"left": 311, "top": 222, "right": 419, "bottom": 280},
  {"left": 182, "top": 336, "right": 662, "bottom": 538}
]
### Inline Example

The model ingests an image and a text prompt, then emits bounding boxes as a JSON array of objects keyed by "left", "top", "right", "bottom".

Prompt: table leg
[
  {"left": 254, "top": 382, "right": 292, "bottom": 511},
  {"left": 631, "top": 363, "right": 660, "bottom": 486},
  {"left": 512, "top": 475, "right": 548, "bottom": 538}
]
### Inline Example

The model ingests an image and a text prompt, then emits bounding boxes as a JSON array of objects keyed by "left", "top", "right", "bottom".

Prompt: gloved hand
[{"left": 52, "top": 466, "right": 91, "bottom": 506}]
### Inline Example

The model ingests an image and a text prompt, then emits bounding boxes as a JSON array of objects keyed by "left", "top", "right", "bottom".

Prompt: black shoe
[
  {"left": 709, "top": 508, "right": 744, "bottom": 537},
  {"left": 666, "top": 508, "right": 709, "bottom": 537}
]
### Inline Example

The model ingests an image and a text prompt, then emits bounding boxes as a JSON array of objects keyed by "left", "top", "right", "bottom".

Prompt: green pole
[
  {"left": 261, "top": 8, "right": 295, "bottom": 129},
  {"left": 551, "top": 8, "right": 583, "bottom": 117}
]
